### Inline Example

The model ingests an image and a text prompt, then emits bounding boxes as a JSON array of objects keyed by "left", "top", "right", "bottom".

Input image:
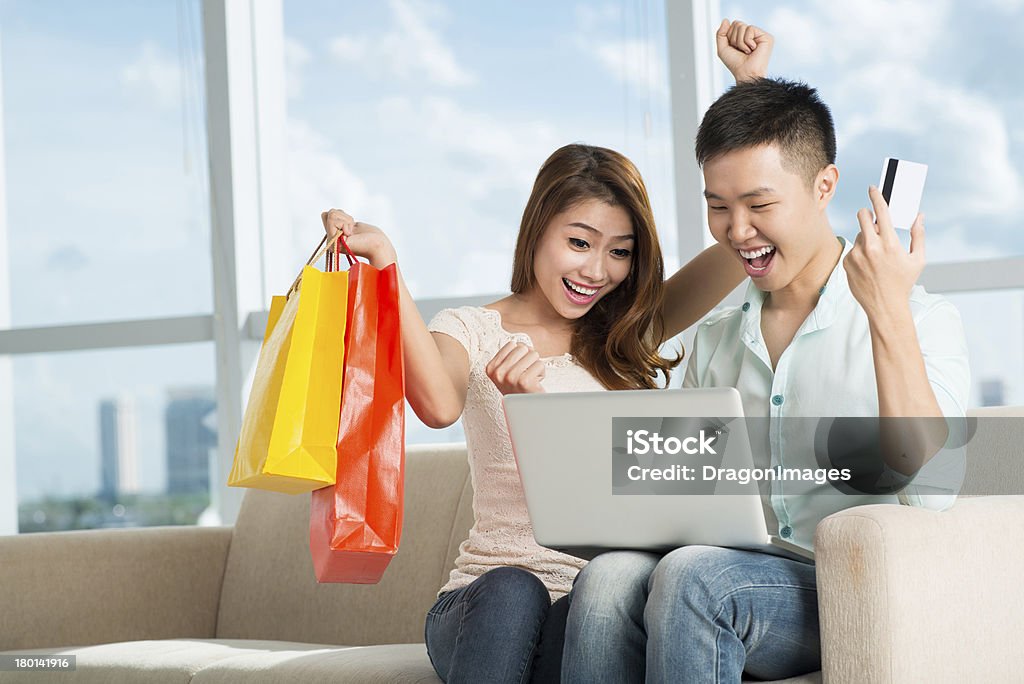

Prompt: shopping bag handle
[
  {"left": 286, "top": 233, "right": 358, "bottom": 299},
  {"left": 325, "top": 234, "right": 357, "bottom": 273}
]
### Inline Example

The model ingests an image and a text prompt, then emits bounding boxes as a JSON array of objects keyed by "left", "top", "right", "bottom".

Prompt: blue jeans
[
  {"left": 562, "top": 547, "right": 821, "bottom": 683},
  {"left": 425, "top": 566, "right": 568, "bottom": 683}
]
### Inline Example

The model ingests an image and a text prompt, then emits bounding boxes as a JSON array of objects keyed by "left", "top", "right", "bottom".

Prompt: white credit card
[{"left": 878, "top": 158, "right": 927, "bottom": 230}]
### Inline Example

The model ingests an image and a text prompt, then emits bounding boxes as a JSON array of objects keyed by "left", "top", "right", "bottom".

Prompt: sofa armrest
[
  {"left": 814, "top": 496, "right": 1024, "bottom": 684},
  {"left": 0, "top": 525, "right": 232, "bottom": 650}
]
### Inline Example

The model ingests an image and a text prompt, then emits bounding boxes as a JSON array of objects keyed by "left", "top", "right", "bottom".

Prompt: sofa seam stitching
[{"left": 211, "top": 525, "right": 234, "bottom": 638}]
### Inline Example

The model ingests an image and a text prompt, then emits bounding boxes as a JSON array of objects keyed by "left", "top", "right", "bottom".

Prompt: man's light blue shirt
[{"left": 683, "top": 237, "right": 971, "bottom": 552}]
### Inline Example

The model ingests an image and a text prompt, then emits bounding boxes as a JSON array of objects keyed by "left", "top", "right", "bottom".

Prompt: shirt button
[
  {"left": 781, "top": 526, "right": 793, "bottom": 539},
  {"left": 771, "top": 394, "right": 784, "bottom": 406},
  {"left": 742, "top": 302, "right": 750, "bottom": 312}
]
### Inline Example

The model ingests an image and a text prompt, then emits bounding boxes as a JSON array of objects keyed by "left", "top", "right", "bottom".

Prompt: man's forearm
[
  {"left": 870, "top": 304, "right": 941, "bottom": 417},
  {"left": 868, "top": 303, "right": 949, "bottom": 475}
]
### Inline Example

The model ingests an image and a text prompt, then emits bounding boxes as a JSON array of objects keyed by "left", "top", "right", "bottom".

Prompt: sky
[{"left": 2, "top": 0, "right": 1022, "bottom": 503}]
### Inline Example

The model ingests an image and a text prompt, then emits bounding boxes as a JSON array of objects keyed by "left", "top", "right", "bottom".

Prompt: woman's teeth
[
  {"left": 739, "top": 245, "right": 776, "bottom": 259},
  {"left": 563, "top": 278, "right": 598, "bottom": 296}
]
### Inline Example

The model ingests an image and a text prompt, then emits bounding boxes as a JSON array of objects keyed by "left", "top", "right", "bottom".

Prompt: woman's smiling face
[{"left": 527, "top": 198, "right": 635, "bottom": 321}]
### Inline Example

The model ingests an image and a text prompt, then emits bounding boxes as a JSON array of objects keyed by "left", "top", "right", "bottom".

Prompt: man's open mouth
[{"left": 739, "top": 245, "right": 776, "bottom": 272}]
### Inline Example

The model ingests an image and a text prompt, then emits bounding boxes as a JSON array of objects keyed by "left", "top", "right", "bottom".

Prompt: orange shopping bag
[{"left": 310, "top": 236, "right": 406, "bottom": 583}]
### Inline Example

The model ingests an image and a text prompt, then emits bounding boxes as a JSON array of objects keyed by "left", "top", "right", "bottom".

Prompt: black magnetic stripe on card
[{"left": 881, "top": 158, "right": 899, "bottom": 203}]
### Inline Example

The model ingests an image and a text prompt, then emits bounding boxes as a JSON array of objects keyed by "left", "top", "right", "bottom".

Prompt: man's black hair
[{"left": 696, "top": 77, "right": 836, "bottom": 185}]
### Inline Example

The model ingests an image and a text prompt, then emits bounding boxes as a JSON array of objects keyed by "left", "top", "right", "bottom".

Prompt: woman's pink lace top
[{"left": 428, "top": 306, "right": 604, "bottom": 600}]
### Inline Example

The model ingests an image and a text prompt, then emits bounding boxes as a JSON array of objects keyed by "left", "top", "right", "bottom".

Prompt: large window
[
  {"left": 3, "top": 0, "right": 211, "bottom": 327},
  {"left": 4, "top": 1, "right": 1019, "bottom": 536},
  {"left": 1, "top": 0, "right": 214, "bottom": 532}
]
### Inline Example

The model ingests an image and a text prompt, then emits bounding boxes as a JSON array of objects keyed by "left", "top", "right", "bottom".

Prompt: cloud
[
  {"left": 765, "top": 0, "right": 951, "bottom": 68},
  {"left": 976, "top": 0, "right": 1024, "bottom": 10},
  {"left": 573, "top": 3, "right": 668, "bottom": 97},
  {"left": 328, "top": 0, "right": 474, "bottom": 88},
  {"left": 13, "top": 356, "right": 96, "bottom": 499},
  {"left": 120, "top": 42, "right": 183, "bottom": 108},
  {"left": 590, "top": 38, "right": 669, "bottom": 97},
  {"left": 835, "top": 63, "right": 1021, "bottom": 221},
  {"left": 284, "top": 36, "right": 312, "bottom": 99},
  {"left": 285, "top": 118, "right": 398, "bottom": 259},
  {"left": 575, "top": 3, "right": 622, "bottom": 33},
  {"left": 45, "top": 246, "right": 89, "bottom": 271},
  {"left": 375, "top": 95, "right": 562, "bottom": 199},
  {"left": 329, "top": 36, "right": 365, "bottom": 62},
  {"left": 924, "top": 225, "right": 1004, "bottom": 263}
]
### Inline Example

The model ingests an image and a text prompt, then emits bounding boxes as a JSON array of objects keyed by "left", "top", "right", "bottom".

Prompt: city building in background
[
  {"left": 981, "top": 379, "right": 1006, "bottom": 408},
  {"left": 98, "top": 396, "right": 139, "bottom": 501},
  {"left": 165, "top": 387, "right": 217, "bottom": 495}
]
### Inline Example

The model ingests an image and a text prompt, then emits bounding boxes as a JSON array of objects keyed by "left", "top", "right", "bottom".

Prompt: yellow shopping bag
[{"left": 229, "top": 235, "right": 349, "bottom": 494}]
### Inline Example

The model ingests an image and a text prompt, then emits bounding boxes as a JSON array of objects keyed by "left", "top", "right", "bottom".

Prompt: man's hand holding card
[{"left": 845, "top": 184, "right": 927, "bottom": 324}]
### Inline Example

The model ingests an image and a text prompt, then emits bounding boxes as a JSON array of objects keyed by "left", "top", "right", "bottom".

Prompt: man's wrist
[{"left": 866, "top": 301, "right": 915, "bottom": 344}]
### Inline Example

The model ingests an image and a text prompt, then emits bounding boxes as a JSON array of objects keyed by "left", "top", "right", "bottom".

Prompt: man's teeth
[
  {"left": 739, "top": 245, "right": 776, "bottom": 259},
  {"left": 563, "top": 278, "right": 598, "bottom": 296}
]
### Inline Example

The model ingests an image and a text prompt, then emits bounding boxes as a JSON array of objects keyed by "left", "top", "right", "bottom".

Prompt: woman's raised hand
[
  {"left": 321, "top": 208, "right": 397, "bottom": 268},
  {"left": 485, "top": 341, "right": 546, "bottom": 396}
]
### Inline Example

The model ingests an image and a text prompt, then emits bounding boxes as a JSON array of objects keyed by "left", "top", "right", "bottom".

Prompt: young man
[{"left": 561, "top": 79, "right": 970, "bottom": 683}]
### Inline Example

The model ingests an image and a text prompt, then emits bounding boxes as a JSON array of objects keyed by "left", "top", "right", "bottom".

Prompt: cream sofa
[{"left": 1, "top": 407, "right": 1022, "bottom": 683}]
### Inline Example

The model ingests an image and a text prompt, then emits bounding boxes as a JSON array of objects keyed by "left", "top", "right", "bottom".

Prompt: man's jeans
[
  {"left": 562, "top": 547, "right": 821, "bottom": 683},
  {"left": 425, "top": 566, "right": 568, "bottom": 683}
]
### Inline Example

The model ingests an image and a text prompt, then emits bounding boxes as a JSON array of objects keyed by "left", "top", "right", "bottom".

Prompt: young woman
[{"left": 322, "top": 23, "right": 769, "bottom": 684}]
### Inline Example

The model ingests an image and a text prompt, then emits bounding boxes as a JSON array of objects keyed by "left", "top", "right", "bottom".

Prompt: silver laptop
[{"left": 503, "top": 388, "right": 813, "bottom": 562}]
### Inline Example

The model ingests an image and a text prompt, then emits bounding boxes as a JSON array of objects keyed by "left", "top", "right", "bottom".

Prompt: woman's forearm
[
  {"left": 378, "top": 259, "right": 469, "bottom": 429},
  {"left": 661, "top": 243, "right": 746, "bottom": 341}
]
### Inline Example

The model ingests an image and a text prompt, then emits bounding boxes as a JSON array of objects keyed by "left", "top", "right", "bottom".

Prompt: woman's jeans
[
  {"left": 562, "top": 547, "right": 821, "bottom": 684},
  {"left": 425, "top": 566, "right": 569, "bottom": 684}
]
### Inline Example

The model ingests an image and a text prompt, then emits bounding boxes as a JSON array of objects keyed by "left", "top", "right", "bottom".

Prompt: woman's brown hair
[{"left": 510, "top": 143, "right": 679, "bottom": 390}]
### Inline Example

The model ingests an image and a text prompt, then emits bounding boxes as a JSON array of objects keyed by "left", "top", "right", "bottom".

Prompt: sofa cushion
[
  {"left": 0, "top": 639, "right": 334, "bottom": 684},
  {"left": 441, "top": 469, "right": 475, "bottom": 588},
  {"left": 190, "top": 642, "right": 439, "bottom": 683},
  {"left": 0, "top": 639, "right": 818, "bottom": 684},
  {"left": 963, "top": 406, "right": 1024, "bottom": 495},
  {"left": 215, "top": 444, "right": 472, "bottom": 646},
  {"left": 0, "top": 526, "right": 231, "bottom": 651},
  {"left": 0, "top": 640, "right": 440, "bottom": 684}
]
